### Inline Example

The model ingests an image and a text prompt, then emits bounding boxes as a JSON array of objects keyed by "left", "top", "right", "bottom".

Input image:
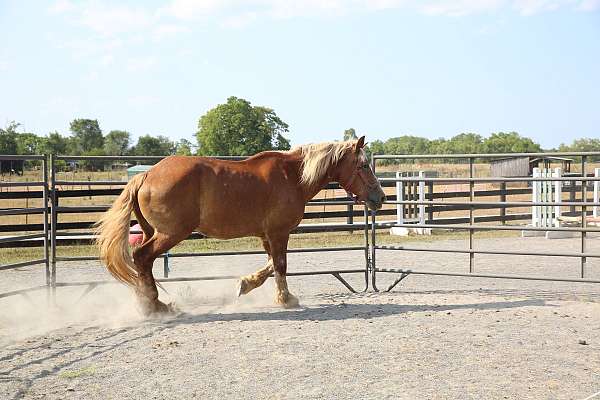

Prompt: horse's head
[{"left": 337, "top": 136, "right": 386, "bottom": 210}]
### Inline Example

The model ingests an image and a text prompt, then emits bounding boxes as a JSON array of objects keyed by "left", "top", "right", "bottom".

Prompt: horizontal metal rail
[
  {"left": 375, "top": 268, "right": 600, "bottom": 284},
  {"left": 0, "top": 207, "right": 46, "bottom": 216},
  {"left": 55, "top": 246, "right": 366, "bottom": 262},
  {"left": 54, "top": 180, "right": 128, "bottom": 186},
  {"left": 379, "top": 176, "right": 600, "bottom": 183},
  {"left": 0, "top": 181, "right": 46, "bottom": 188},
  {"left": 55, "top": 155, "right": 247, "bottom": 161},
  {"left": 0, "top": 155, "right": 46, "bottom": 161},
  {"left": 373, "top": 151, "right": 600, "bottom": 159},
  {"left": 375, "top": 245, "right": 600, "bottom": 258},
  {"left": 382, "top": 222, "right": 600, "bottom": 233},
  {"left": 0, "top": 233, "right": 46, "bottom": 244},
  {"left": 0, "top": 258, "right": 47, "bottom": 271},
  {"left": 384, "top": 200, "right": 600, "bottom": 207},
  {"left": 54, "top": 269, "right": 366, "bottom": 287}
]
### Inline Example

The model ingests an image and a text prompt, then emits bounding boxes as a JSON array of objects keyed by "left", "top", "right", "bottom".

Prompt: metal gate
[{"left": 369, "top": 151, "right": 600, "bottom": 291}]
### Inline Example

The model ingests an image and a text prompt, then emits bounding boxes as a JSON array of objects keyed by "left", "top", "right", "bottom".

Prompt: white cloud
[
  {"left": 126, "top": 57, "right": 157, "bottom": 72},
  {"left": 220, "top": 12, "right": 259, "bottom": 28},
  {"left": 159, "top": 0, "right": 229, "bottom": 20},
  {"left": 157, "top": 0, "right": 599, "bottom": 23},
  {"left": 577, "top": 0, "right": 600, "bottom": 11},
  {"left": 77, "top": 3, "right": 155, "bottom": 37},
  {"left": 153, "top": 24, "right": 192, "bottom": 39},
  {"left": 420, "top": 0, "right": 504, "bottom": 16},
  {"left": 48, "top": 0, "right": 74, "bottom": 14}
]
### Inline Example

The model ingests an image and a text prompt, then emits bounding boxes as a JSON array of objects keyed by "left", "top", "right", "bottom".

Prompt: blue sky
[{"left": 1, "top": 0, "right": 599, "bottom": 149}]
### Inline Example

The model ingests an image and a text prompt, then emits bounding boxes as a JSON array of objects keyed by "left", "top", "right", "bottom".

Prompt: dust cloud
[{"left": 0, "top": 276, "right": 276, "bottom": 346}]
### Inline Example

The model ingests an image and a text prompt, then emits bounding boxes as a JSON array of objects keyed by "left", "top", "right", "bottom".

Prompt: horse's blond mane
[{"left": 294, "top": 140, "right": 359, "bottom": 186}]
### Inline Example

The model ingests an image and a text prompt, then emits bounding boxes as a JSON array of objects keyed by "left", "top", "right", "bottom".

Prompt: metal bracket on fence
[
  {"left": 331, "top": 272, "right": 357, "bottom": 293},
  {"left": 385, "top": 271, "right": 411, "bottom": 292}
]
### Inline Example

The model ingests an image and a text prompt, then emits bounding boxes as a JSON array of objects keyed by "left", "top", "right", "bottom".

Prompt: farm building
[
  {"left": 490, "top": 156, "right": 572, "bottom": 177},
  {"left": 127, "top": 164, "right": 153, "bottom": 180}
]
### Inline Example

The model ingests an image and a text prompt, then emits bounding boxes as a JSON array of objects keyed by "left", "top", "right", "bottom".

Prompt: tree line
[{"left": 1, "top": 96, "right": 599, "bottom": 169}]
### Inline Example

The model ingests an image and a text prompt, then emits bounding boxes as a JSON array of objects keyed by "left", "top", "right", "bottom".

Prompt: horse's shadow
[{"left": 161, "top": 297, "right": 550, "bottom": 327}]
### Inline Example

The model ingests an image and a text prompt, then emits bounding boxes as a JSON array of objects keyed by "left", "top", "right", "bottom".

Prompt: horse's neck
[{"left": 300, "top": 159, "right": 340, "bottom": 203}]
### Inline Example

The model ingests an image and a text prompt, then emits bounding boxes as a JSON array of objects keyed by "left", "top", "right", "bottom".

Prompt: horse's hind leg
[
  {"left": 237, "top": 240, "right": 273, "bottom": 296},
  {"left": 132, "top": 231, "right": 186, "bottom": 315}
]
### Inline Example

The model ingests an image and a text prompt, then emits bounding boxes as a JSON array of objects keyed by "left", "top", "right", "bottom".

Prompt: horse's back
[{"left": 137, "top": 154, "right": 304, "bottom": 238}]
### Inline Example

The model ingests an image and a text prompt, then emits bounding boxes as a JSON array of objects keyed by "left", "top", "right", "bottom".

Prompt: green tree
[
  {"left": 104, "top": 130, "right": 131, "bottom": 155},
  {"left": 196, "top": 96, "right": 290, "bottom": 156},
  {"left": 43, "top": 131, "right": 69, "bottom": 155},
  {"left": 558, "top": 137, "right": 600, "bottom": 161},
  {"left": 175, "top": 139, "right": 194, "bottom": 156},
  {"left": 385, "top": 136, "right": 431, "bottom": 156},
  {"left": 343, "top": 128, "right": 358, "bottom": 141},
  {"left": 134, "top": 135, "right": 175, "bottom": 156},
  {"left": 70, "top": 119, "right": 104, "bottom": 153},
  {"left": 0, "top": 121, "right": 19, "bottom": 154},
  {"left": 15, "top": 132, "right": 45, "bottom": 155},
  {"left": 446, "top": 133, "right": 483, "bottom": 154},
  {"left": 482, "top": 132, "right": 541, "bottom": 154}
]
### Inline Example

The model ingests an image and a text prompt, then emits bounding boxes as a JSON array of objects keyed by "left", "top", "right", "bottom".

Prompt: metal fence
[
  {"left": 370, "top": 151, "right": 600, "bottom": 291},
  {"left": 3, "top": 151, "right": 600, "bottom": 302},
  {"left": 0, "top": 155, "right": 50, "bottom": 300}
]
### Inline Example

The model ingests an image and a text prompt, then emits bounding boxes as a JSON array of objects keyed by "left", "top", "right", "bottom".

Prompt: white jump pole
[{"left": 396, "top": 171, "right": 404, "bottom": 225}]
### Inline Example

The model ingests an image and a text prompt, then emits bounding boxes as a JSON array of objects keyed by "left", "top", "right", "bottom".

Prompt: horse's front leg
[{"left": 269, "top": 235, "right": 299, "bottom": 308}]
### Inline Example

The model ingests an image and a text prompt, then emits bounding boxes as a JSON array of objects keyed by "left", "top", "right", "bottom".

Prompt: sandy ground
[{"left": 1, "top": 235, "right": 600, "bottom": 400}]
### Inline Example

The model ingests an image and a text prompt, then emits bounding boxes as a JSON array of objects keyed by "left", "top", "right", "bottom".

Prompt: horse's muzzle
[{"left": 366, "top": 192, "right": 386, "bottom": 211}]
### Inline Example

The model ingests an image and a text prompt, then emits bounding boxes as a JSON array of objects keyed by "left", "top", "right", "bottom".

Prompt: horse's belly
[{"left": 195, "top": 209, "right": 265, "bottom": 239}]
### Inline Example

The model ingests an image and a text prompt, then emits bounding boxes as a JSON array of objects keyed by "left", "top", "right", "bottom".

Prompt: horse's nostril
[{"left": 381, "top": 194, "right": 387, "bottom": 203}]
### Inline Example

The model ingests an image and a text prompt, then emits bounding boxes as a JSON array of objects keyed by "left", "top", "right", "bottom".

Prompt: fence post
[
  {"left": 594, "top": 168, "right": 599, "bottom": 218},
  {"left": 396, "top": 171, "right": 403, "bottom": 225},
  {"left": 50, "top": 154, "right": 58, "bottom": 298},
  {"left": 346, "top": 190, "right": 354, "bottom": 226},
  {"left": 500, "top": 182, "right": 507, "bottom": 225},
  {"left": 42, "top": 155, "right": 50, "bottom": 289},
  {"left": 418, "top": 171, "right": 425, "bottom": 225}
]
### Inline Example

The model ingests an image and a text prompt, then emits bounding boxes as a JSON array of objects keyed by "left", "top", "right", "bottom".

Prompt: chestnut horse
[{"left": 96, "top": 136, "right": 385, "bottom": 315}]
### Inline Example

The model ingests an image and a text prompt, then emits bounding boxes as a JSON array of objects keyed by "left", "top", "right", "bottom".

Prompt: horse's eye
[{"left": 362, "top": 164, "right": 369, "bottom": 169}]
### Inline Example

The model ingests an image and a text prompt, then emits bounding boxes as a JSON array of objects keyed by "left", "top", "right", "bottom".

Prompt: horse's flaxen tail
[{"left": 94, "top": 173, "right": 147, "bottom": 287}]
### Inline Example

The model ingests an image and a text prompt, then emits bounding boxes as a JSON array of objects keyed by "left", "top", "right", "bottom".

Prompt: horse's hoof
[
  {"left": 236, "top": 280, "right": 246, "bottom": 297},
  {"left": 237, "top": 278, "right": 253, "bottom": 296},
  {"left": 166, "top": 302, "right": 180, "bottom": 314},
  {"left": 275, "top": 293, "right": 300, "bottom": 309}
]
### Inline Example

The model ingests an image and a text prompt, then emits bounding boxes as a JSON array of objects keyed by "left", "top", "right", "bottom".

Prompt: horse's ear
[{"left": 355, "top": 136, "right": 366, "bottom": 153}]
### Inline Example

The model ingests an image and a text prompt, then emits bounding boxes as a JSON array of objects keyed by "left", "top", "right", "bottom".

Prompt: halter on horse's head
[{"left": 336, "top": 136, "right": 386, "bottom": 210}]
